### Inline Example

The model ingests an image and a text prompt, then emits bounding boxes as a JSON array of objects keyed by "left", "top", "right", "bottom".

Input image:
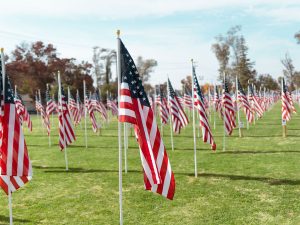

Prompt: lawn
[{"left": 1, "top": 103, "right": 300, "bottom": 225}]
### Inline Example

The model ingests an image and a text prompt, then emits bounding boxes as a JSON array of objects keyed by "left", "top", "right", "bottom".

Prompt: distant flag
[
  {"left": 85, "top": 90, "right": 99, "bottom": 133},
  {"left": 0, "top": 69, "right": 32, "bottom": 195},
  {"left": 168, "top": 79, "right": 189, "bottom": 134},
  {"left": 14, "top": 89, "right": 32, "bottom": 131},
  {"left": 281, "top": 78, "right": 292, "bottom": 121},
  {"left": 73, "top": 90, "right": 82, "bottom": 125},
  {"left": 157, "top": 86, "right": 169, "bottom": 125},
  {"left": 222, "top": 80, "right": 236, "bottom": 135},
  {"left": 192, "top": 66, "right": 216, "bottom": 150},
  {"left": 183, "top": 89, "right": 193, "bottom": 110},
  {"left": 58, "top": 83, "right": 76, "bottom": 150},
  {"left": 37, "top": 91, "right": 50, "bottom": 135},
  {"left": 237, "top": 79, "right": 254, "bottom": 124},
  {"left": 249, "top": 84, "right": 264, "bottom": 118},
  {"left": 107, "top": 93, "right": 118, "bottom": 116},
  {"left": 68, "top": 89, "right": 79, "bottom": 122},
  {"left": 92, "top": 89, "right": 108, "bottom": 121},
  {"left": 46, "top": 84, "right": 57, "bottom": 116},
  {"left": 213, "top": 85, "right": 221, "bottom": 113},
  {"left": 118, "top": 39, "right": 175, "bottom": 199}
]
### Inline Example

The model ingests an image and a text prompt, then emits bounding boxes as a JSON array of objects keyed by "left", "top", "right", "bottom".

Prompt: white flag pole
[
  {"left": 167, "top": 77, "right": 174, "bottom": 151},
  {"left": 47, "top": 85, "right": 51, "bottom": 147},
  {"left": 83, "top": 80, "right": 88, "bottom": 148},
  {"left": 116, "top": 30, "right": 123, "bottom": 225},
  {"left": 52, "top": 94, "right": 54, "bottom": 128},
  {"left": 1, "top": 48, "right": 13, "bottom": 225},
  {"left": 236, "top": 76, "right": 242, "bottom": 138},
  {"left": 58, "top": 71, "right": 68, "bottom": 171},
  {"left": 38, "top": 89, "right": 44, "bottom": 133},
  {"left": 222, "top": 73, "right": 226, "bottom": 151},
  {"left": 247, "top": 81, "right": 250, "bottom": 130},
  {"left": 123, "top": 123, "right": 128, "bottom": 174},
  {"left": 213, "top": 84, "right": 216, "bottom": 130},
  {"left": 191, "top": 59, "right": 197, "bottom": 178}
]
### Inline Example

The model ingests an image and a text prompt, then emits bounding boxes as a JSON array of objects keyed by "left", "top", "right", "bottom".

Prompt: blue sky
[{"left": 0, "top": 0, "right": 299, "bottom": 88}]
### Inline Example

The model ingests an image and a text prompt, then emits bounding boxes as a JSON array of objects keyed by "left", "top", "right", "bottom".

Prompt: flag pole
[
  {"left": 116, "top": 30, "right": 123, "bottom": 225},
  {"left": 191, "top": 59, "right": 197, "bottom": 178},
  {"left": 247, "top": 81, "right": 250, "bottom": 130},
  {"left": 1, "top": 48, "right": 13, "bottom": 225},
  {"left": 38, "top": 89, "right": 44, "bottom": 133},
  {"left": 236, "top": 76, "right": 242, "bottom": 137},
  {"left": 47, "top": 84, "right": 51, "bottom": 147},
  {"left": 167, "top": 77, "right": 174, "bottom": 151},
  {"left": 52, "top": 94, "right": 54, "bottom": 128},
  {"left": 124, "top": 122, "right": 128, "bottom": 174},
  {"left": 58, "top": 71, "right": 68, "bottom": 171},
  {"left": 281, "top": 79, "right": 287, "bottom": 137},
  {"left": 222, "top": 72, "right": 226, "bottom": 151},
  {"left": 83, "top": 80, "right": 88, "bottom": 148},
  {"left": 213, "top": 84, "right": 216, "bottom": 130}
]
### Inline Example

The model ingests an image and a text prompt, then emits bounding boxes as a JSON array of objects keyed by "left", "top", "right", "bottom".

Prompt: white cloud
[{"left": 0, "top": 0, "right": 299, "bottom": 20}]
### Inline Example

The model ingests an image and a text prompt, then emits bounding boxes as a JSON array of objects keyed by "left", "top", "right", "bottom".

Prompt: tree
[
  {"left": 256, "top": 74, "right": 279, "bottom": 90},
  {"left": 5, "top": 41, "right": 94, "bottom": 101},
  {"left": 180, "top": 75, "right": 192, "bottom": 93},
  {"left": 295, "top": 31, "right": 300, "bottom": 44},
  {"left": 136, "top": 56, "right": 157, "bottom": 83},
  {"left": 211, "top": 42, "right": 230, "bottom": 81},
  {"left": 92, "top": 47, "right": 105, "bottom": 86},
  {"left": 281, "top": 53, "right": 295, "bottom": 89},
  {"left": 100, "top": 49, "right": 116, "bottom": 85}
]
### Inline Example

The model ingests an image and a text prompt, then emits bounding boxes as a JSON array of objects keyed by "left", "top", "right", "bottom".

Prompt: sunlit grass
[{"left": 0, "top": 103, "right": 300, "bottom": 224}]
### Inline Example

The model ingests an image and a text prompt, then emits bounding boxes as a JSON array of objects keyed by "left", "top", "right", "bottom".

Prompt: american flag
[
  {"left": 248, "top": 84, "right": 264, "bottom": 118},
  {"left": 286, "top": 87, "right": 296, "bottom": 114},
  {"left": 0, "top": 72, "right": 32, "bottom": 194},
  {"left": 282, "top": 78, "right": 292, "bottom": 121},
  {"left": 92, "top": 89, "right": 108, "bottom": 121},
  {"left": 36, "top": 92, "right": 50, "bottom": 135},
  {"left": 157, "top": 86, "right": 169, "bottom": 125},
  {"left": 73, "top": 90, "right": 82, "bottom": 125},
  {"left": 68, "top": 90, "right": 79, "bottom": 122},
  {"left": 85, "top": 91, "right": 99, "bottom": 133},
  {"left": 14, "top": 91, "right": 32, "bottom": 131},
  {"left": 168, "top": 79, "right": 189, "bottom": 134},
  {"left": 213, "top": 85, "right": 221, "bottom": 113},
  {"left": 46, "top": 85, "right": 57, "bottom": 116},
  {"left": 192, "top": 67, "right": 216, "bottom": 150},
  {"left": 118, "top": 39, "right": 175, "bottom": 199},
  {"left": 107, "top": 95, "right": 118, "bottom": 116},
  {"left": 222, "top": 80, "right": 236, "bottom": 135},
  {"left": 183, "top": 89, "right": 193, "bottom": 110},
  {"left": 237, "top": 79, "right": 254, "bottom": 123},
  {"left": 58, "top": 86, "right": 76, "bottom": 150}
]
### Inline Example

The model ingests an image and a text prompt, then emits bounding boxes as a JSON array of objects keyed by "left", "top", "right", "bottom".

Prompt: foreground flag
[
  {"left": 58, "top": 82, "right": 76, "bottom": 150},
  {"left": 118, "top": 39, "right": 175, "bottom": 199},
  {"left": 237, "top": 79, "right": 254, "bottom": 124},
  {"left": 0, "top": 71, "right": 32, "bottom": 194},
  {"left": 192, "top": 66, "right": 216, "bottom": 150},
  {"left": 168, "top": 79, "right": 189, "bottom": 134},
  {"left": 222, "top": 80, "right": 236, "bottom": 135},
  {"left": 281, "top": 78, "right": 292, "bottom": 121}
]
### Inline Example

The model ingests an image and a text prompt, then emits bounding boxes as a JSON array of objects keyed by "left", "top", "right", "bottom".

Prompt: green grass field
[{"left": 1, "top": 103, "right": 300, "bottom": 225}]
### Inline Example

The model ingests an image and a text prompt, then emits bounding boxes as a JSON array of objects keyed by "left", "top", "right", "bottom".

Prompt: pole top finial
[
  {"left": 1, "top": 48, "right": 4, "bottom": 53},
  {"left": 117, "top": 30, "right": 121, "bottom": 38},
  {"left": 191, "top": 58, "right": 193, "bottom": 63}
]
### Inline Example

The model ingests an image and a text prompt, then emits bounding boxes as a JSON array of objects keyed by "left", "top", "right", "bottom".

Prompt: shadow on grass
[
  {"left": 33, "top": 165, "right": 141, "bottom": 174},
  {"left": 218, "top": 150, "right": 300, "bottom": 154},
  {"left": 0, "top": 215, "right": 31, "bottom": 223},
  {"left": 183, "top": 172, "right": 300, "bottom": 186}
]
